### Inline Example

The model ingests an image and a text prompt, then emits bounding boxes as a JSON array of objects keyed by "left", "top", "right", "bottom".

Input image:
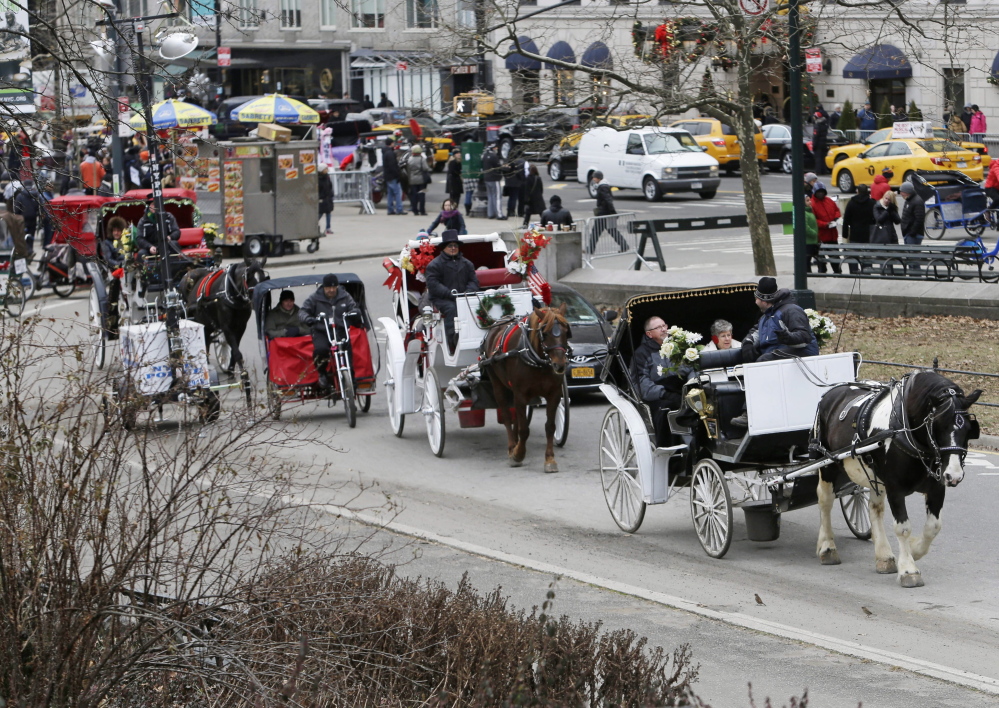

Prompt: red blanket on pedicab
[{"left": 267, "top": 327, "right": 373, "bottom": 387}]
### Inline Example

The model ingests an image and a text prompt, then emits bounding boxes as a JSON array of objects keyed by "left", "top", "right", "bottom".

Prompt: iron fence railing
[{"left": 863, "top": 356, "right": 998, "bottom": 408}]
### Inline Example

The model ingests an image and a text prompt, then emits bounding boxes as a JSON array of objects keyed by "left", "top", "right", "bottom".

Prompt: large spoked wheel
[
  {"left": 924, "top": 207, "right": 946, "bottom": 240},
  {"left": 690, "top": 458, "right": 733, "bottom": 559},
  {"left": 965, "top": 215, "right": 987, "bottom": 237},
  {"left": 200, "top": 389, "right": 221, "bottom": 424},
  {"left": 840, "top": 486, "right": 872, "bottom": 540},
  {"left": 422, "top": 368, "right": 445, "bottom": 457},
  {"left": 213, "top": 335, "right": 233, "bottom": 375},
  {"left": 358, "top": 392, "right": 372, "bottom": 413},
  {"left": 385, "top": 378, "right": 405, "bottom": 437},
  {"left": 88, "top": 288, "right": 107, "bottom": 369},
  {"left": 3, "top": 276, "right": 26, "bottom": 318},
  {"left": 267, "top": 382, "right": 282, "bottom": 420},
  {"left": 340, "top": 370, "right": 357, "bottom": 429},
  {"left": 598, "top": 407, "right": 646, "bottom": 534},
  {"left": 554, "top": 379, "right": 569, "bottom": 448}
]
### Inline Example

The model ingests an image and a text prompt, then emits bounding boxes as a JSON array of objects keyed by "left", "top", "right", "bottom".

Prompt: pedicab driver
[
  {"left": 631, "top": 316, "right": 693, "bottom": 443},
  {"left": 424, "top": 229, "right": 479, "bottom": 350},
  {"left": 299, "top": 274, "right": 361, "bottom": 390},
  {"left": 730, "top": 277, "right": 818, "bottom": 428}
]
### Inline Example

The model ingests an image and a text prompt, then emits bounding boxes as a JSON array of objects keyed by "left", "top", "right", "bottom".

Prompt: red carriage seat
[
  {"left": 350, "top": 326, "right": 374, "bottom": 387},
  {"left": 476, "top": 268, "right": 522, "bottom": 288},
  {"left": 178, "top": 227, "right": 204, "bottom": 248},
  {"left": 268, "top": 336, "right": 319, "bottom": 386}
]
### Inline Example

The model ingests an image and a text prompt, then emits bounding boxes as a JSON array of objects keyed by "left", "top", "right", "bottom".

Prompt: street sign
[
  {"left": 218, "top": 46, "right": 231, "bottom": 67},
  {"left": 450, "top": 65, "right": 478, "bottom": 75},
  {"left": 396, "top": 61, "right": 408, "bottom": 71},
  {"left": 118, "top": 97, "right": 131, "bottom": 113},
  {"left": 454, "top": 95, "right": 477, "bottom": 115},
  {"left": 805, "top": 47, "right": 822, "bottom": 73},
  {"left": 740, "top": 0, "right": 767, "bottom": 16}
]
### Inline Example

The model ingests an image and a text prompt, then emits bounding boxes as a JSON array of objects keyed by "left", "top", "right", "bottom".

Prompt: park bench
[{"left": 813, "top": 243, "right": 991, "bottom": 282}]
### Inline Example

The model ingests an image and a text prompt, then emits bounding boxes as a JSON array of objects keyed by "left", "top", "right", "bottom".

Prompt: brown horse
[{"left": 481, "top": 304, "right": 570, "bottom": 473}]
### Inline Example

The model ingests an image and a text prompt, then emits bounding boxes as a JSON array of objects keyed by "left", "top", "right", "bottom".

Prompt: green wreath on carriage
[{"left": 475, "top": 291, "right": 515, "bottom": 328}]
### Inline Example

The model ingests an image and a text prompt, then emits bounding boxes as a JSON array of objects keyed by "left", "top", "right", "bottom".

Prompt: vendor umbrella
[
  {"left": 230, "top": 93, "right": 320, "bottom": 124},
  {"left": 129, "top": 98, "right": 216, "bottom": 131}
]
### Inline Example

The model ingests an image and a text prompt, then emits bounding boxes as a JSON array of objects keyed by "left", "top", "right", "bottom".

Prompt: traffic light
[{"left": 454, "top": 94, "right": 477, "bottom": 115}]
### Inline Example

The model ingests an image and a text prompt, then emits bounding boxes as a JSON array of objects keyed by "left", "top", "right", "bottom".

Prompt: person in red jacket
[
  {"left": 870, "top": 168, "right": 893, "bottom": 201},
  {"left": 811, "top": 186, "right": 842, "bottom": 273},
  {"left": 984, "top": 157, "right": 999, "bottom": 209}
]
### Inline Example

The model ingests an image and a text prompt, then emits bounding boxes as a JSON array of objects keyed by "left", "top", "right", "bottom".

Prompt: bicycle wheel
[
  {"left": 3, "top": 276, "right": 26, "bottom": 318},
  {"left": 340, "top": 370, "right": 357, "bottom": 428},
  {"left": 52, "top": 272, "right": 76, "bottom": 298},
  {"left": 923, "top": 207, "right": 945, "bottom": 240}
]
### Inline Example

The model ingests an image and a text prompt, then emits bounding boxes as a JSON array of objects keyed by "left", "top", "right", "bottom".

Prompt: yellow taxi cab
[
  {"left": 373, "top": 123, "right": 453, "bottom": 168},
  {"left": 825, "top": 126, "right": 990, "bottom": 170},
  {"left": 832, "top": 138, "right": 983, "bottom": 193},
  {"left": 605, "top": 115, "right": 659, "bottom": 128},
  {"left": 668, "top": 117, "right": 766, "bottom": 172}
]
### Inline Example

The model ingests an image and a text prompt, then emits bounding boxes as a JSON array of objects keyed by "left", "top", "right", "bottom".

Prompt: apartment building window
[
  {"left": 553, "top": 70, "right": 574, "bottom": 104},
  {"left": 351, "top": 0, "right": 385, "bottom": 28},
  {"left": 321, "top": 0, "right": 337, "bottom": 27},
  {"left": 280, "top": 0, "right": 301, "bottom": 28},
  {"left": 407, "top": 0, "right": 438, "bottom": 28},
  {"left": 238, "top": 0, "right": 259, "bottom": 28},
  {"left": 943, "top": 68, "right": 965, "bottom": 115},
  {"left": 456, "top": 0, "right": 475, "bottom": 29},
  {"left": 126, "top": 0, "right": 147, "bottom": 17}
]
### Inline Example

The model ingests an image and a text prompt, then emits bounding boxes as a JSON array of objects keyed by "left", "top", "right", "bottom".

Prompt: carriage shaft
[{"left": 766, "top": 438, "right": 891, "bottom": 489}]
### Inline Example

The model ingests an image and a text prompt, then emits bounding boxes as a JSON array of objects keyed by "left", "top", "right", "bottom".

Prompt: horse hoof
[
  {"left": 544, "top": 462, "right": 559, "bottom": 474},
  {"left": 876, "top": 558, "right": 897, "bottom": 574},
  {"left": 508, "top": 457, "right": 522, "bottom": 468},
  {"left": 899, "top": 572, "right": 924, "bottom": 588},
  {"left": 819, "top": 548, "right": 841, "bottom": 565}
]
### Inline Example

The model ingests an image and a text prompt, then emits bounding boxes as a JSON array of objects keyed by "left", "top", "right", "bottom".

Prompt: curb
[{"left": 973, "top": 433, "right": 999, "bottom": 452}]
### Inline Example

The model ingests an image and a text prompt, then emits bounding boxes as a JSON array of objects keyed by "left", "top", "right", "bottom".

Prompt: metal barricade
[
  {"left": 581, "top": 212, "right": 639, "bottom": 268},
  {"left": 331, "top": 171, "right": 375, "bottom": 215}
]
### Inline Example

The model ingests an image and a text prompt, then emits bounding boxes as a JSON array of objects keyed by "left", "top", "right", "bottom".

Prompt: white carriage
[
  {"left": 598, "top": 285, "right": 873, "bottom": 558},
  {"left": 379, "top": 232, "right": 568, "bottom": 456}
]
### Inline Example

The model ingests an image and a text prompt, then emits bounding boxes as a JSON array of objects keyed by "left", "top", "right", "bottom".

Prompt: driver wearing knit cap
[{"left": 300, "top": 273, "right": 361, "bottom": 389}]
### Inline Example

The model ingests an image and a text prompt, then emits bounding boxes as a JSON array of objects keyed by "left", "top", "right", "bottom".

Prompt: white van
[{"left": 576, "top": 126, "right": 721, "bottom": 201}]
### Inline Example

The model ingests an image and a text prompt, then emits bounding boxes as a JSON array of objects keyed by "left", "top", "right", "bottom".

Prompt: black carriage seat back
[
  {"left": 710, "top": 381, "right": 747, "bottom": 439},
  {"left": 699, "top": 347, "right": 743, "bottom": 370}
]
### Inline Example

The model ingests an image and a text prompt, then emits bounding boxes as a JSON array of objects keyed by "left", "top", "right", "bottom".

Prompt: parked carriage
[
  {"left": 379, "top": 232, "right": 568, "bottom": 457},
  {"left": 597, "top": 284, "right": 872, "bottom": 558},
  {"left": 253, "top": 274, "right": 378, "bottom": 426}
]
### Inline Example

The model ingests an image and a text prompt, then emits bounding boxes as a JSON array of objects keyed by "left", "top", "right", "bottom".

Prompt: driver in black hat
[
  {"left": 300, "top": 273, "right": 361, "bottom": 389},
  {"left": 135, "top": 194, "right": 182, "bottom": 257},
  {"left": 424, "top": 229, "right": 479, "bottom": 350}
]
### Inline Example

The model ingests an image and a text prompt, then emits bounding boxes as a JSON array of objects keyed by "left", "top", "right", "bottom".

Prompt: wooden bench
[{"left": 813, "top": 243, "right": 992, "bottom": 282}]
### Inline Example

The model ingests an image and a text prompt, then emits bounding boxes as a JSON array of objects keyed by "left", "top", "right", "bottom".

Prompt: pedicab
[
  {"left": 44, "top": 194, "right": 116, "bottom": 299},
  {"left": 253, "top": 274, "right": 378, "bottom": 426},
  {"left": 597, "top": 284, "right": 872, "bottom": 558},
  {"left": 379, "top": 232, "right": 568, "bottom": 458}
]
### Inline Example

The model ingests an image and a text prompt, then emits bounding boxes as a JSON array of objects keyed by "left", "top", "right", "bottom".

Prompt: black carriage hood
[
  {"left": 252, "top": 273, "right": 369, "bottom": 342},
  {"left": 601, "top": 283, "right": 760, "bottom": 390}
]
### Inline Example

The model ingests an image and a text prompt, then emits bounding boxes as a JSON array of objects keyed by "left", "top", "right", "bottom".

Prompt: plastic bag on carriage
[{"left": 43, "top": 243, "right": 76, "bottom": 275}]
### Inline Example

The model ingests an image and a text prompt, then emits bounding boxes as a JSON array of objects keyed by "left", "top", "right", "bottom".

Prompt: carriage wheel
[
  {"left": 385, "top": 378, "right": 405, "bottom": 437},
  {"left": 3, "top": 275, "right": 26, "bottom": 318},
  {"left": 359, "top": 392, "right": 372, "bottom": 413},
  {"left": 88, "top": 287, "right": 107, "bottom": 369},
  {"left": 598, "top": 407, "right": 646, "bottom": 533},
  {"left": 267, "top": 382, "right": 282, "bottom": 420},
  {"left": 554, "top": 379, "right": 570, "bottom": 448},
  {"left": 340, "top": 370, "right": 357, "bottom": 429},
  {"left": 422, "top": 367, "right": 445, "bottom": 457},
  {"left": 200, "top": 390, "right": 221, "bottom": 424},
  {"left": 213, "top": 336, "right": 233, "bottom": 374},
  {"left": 690, "top": 458, "right": 733, "bottom": 559},
  {"left": 840, "top": 486, "right": 872, "bottom": 540}
]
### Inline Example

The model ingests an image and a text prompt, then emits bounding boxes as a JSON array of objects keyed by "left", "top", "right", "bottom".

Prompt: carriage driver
[
  {"left": 265, "top": 289, "right": 303, "bottom": 339},
  {"left": 135, "top": 194, "right": 181, "bottom": 257},
  {"left": 631, "top": 316, "right": 694, "bottom": 443},
  {"left": 300, "top": 274, "right": 361, "bottom": 390},
  {"left": 424, "top": 229, "right": 479, "bottom": 350}
]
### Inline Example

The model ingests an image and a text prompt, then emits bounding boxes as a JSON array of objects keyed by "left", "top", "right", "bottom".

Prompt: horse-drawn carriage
[
  {"left": 597, "top": 284, "right": 872, "bottom": 558},
  {"left": 253, "top": 275, "right": 377, "bottom": 425},
  {"left": 379, "top": 232, "right": 569, "bottom": 464}
]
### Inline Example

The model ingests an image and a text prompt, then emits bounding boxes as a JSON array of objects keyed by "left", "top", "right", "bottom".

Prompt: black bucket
[{"left": 743, "top": 503, "right": 781, "bottom": 542}]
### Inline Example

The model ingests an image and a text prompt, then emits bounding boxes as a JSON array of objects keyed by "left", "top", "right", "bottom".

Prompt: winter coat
[
  {"left": 948, "top": 114, "right": 968, "bottom": 134},
  {"left": 14, "top": 187, "right": 44, "bottom": 221},
  {"left": 829, "top": 111, "right": 841, "bottom": 131},
  {"left": 970, "top": 111, "right": 987, "bottom": 135},
  {"left": 427, "top": 209, "right": 467, "bottom": 235},
  {"left": 743, "top": 290, "right": 819, "bottom": 360},
  {"left": 80, "top": 158, "right": 105, "bottom": 191},
  {"left": 842, "top": 193, "right": 875, "bottom": 243},
  {"left": 318, "top": 173, "right": 334, "bottom": 214},
  {"left": 540, "top": 204, "right": 573, "bottom": 227},
  {"left": 870, "top": 175, "right": 892, "bottom": 201},
  {"left": 504, "top": 159, "right": 525, "bottom": 190},
  {"left": 629, "top": 336, "right": 692, "bottom": 410},
  {"left": 985, "top": 159, "right": 999, "bottom": 190},
  {"left": 425, "top": 251, "right": 479, "bottom": 305},
  {"left": 899, "top": 193, "right": 925, "bottom": 243},
  {"left": 812, "top": 115, "right": 829, "bottom": 147},
  {"left": 382, "top": 146, "right": 402, "bottom": 182},
  {"left": 857, "top": 108, "right": 877, "bottom": 131},
  {"left": 595, "top": 183, "right": 616, "bottom": 216},
  {"left": 265, "top": 304, "right": 304, "bottom": 338},
  {"left": 960, "top": 110, "right": 974, "bottom": 134},
  {"left": 524, "top": 174, "right": 545, "bottom": 214},
  {"left": 445, "top": 158, "right": 463, "bottom": 195},
  {"left": 797, "top": 208, "right": 818, "bottom": 245},
  {"left": 871, "top": 202, "right": 900, "bottom": 244},
  {"left": 405, "top": 154, "right": 430, "bottom": 187},
  {"left": 299, "top": 286, "right": 360, "bottom": 334},
  {"left": 810, "top": 193, "right": 841, "bottom": 244},
  {"left": 98, "top": 238, "right": 124, "bottom": 267},
  {"left": 135, "top": 210, "right": 181, "bottom": 255},
  {"left": 481, "top": 151, "right": 503, "bottom": 182}
]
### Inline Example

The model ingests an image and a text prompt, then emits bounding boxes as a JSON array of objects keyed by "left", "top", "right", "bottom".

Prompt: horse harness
[
  {"left": 479, "top": 313, "right": 569, "bottom": 371},
  {"left": 196, "top": 264, "right": 253, "bottom": 306}
]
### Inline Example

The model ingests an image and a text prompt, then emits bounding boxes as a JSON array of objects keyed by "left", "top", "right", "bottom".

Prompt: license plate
[
  {"left": 957, "top": 161, "right": 967, "bottom": 168},
  {"left": 571, "top": 367, "right": 595, "bottom": 379},
  {"left": 691, "top": 182, "right": 702, "bottom": 189}
]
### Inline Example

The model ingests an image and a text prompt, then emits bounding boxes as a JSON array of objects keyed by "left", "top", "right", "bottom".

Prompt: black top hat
[
  {"left": 440, "top": 229, "right": 460, "bottom": 245},
  {"left": 755, "top": 276, "right": 779, "bottom": 301}
]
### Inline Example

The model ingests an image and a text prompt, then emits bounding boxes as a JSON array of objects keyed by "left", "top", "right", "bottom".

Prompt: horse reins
[
  {"left": 892, "top": 374, "right": 972, "bottom": 482},
  {"left": 481, "top": 310, "right": 570, "bottom": 371}
]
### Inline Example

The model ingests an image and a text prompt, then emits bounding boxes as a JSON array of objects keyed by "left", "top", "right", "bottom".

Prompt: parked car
[
  {"left": 548, "top": 282, "right": 615, "bottom": 393},
  {"left": 832, "top": 138, "right": 983, "bottom": 193},
  {"left": 438, "top": 113, "right": 481, "bottom": 143},
  {"left": 547, "top": 134, "right": 581, "bottom": 181},
  {"left": 825, "top": 125, "right": 991, "bottom": 170},
  {"left": 497, "top": 107, "right": 582, "bottom": 160},
  {"left": 668, "top": 117, "right": 766, "bottom": 173},
  {"left": 576, "top": 126, "right": 720, "bottom": 201},
  {"left": 310, "top": 98, "right": 363, "bottom": 124},
  {"left": 761, "top": 123, "right": 850, "bottom": 173}
]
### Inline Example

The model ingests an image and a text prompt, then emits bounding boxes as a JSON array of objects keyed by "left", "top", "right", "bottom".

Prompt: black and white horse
[
  {"left": 812, "top": 371, "right": 981, "bottom": 588},
  {"left": 180, "top": 259, "right": 269, "bottom": 374}
]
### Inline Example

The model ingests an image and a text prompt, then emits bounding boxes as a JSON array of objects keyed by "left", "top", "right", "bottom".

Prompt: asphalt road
[{"left": 29, "top": 253, "right": 999, "bottom": 706}]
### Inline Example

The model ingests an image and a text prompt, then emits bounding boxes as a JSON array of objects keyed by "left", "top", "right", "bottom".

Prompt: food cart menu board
[{"left": 223, "top": 160, "right": 244, "bottom": 245}]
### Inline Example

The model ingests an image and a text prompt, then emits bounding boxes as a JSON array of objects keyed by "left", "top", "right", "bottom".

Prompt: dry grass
[{"left": 825, "top": 312, "right": 998, "bottom": 435}]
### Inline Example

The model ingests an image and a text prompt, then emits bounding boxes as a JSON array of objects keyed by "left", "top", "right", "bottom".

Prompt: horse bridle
[
  {"left": 223, "top": 264, "right": 263, "bottom": 305},
  {"left": 896, "top": 377, "right": 975, "bottom": 482},
  {"left": 525, "top": 313, "right": 570, "bottom": 369}
]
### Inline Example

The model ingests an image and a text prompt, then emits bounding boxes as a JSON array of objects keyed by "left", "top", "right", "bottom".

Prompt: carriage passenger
[
  {"left": 631, "top": 316, "right": 694, "bottom": 441},
  {"left": 424, "top": 229, "right": 479, "bottom": 350},
  {"left": 300, "top": 274, "right": 361, "bottom": 390},
  {"left": 265, "top": 289, "right": 303, "bottom": 339},
  {"left": 135, "top": 195, "right": 181, "bottom": 257},
  {"left": 701, "top": 319, "right": 742, "bottom": 352}
]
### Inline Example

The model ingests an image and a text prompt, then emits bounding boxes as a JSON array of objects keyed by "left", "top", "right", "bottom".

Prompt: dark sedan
[
  {"left": 761, "top": 123, "right": 849, "bottom": 174},
  {"left": 549, "top": 283, "right": 615, "bottom": 393}
]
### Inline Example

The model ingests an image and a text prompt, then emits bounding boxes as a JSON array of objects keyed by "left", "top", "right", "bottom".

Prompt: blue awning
[
  {"left": 991, "top": 51, "right": 999, "bottom": 81},
  {"left": 545, "top": 41, "right": 576, "bottom": 69},
  {"left": 505, "top": 36, "right": 541, "bottom": 71},
  {"left": 842, "top": 44, "right": 912, "bottom": 80},
  {"left": 581, "top": 41, "right": 612, "bottom": 69}
]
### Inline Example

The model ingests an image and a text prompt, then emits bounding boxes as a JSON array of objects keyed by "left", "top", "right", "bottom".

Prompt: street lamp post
[{"left": 787, "top": 0, "right": 815, "bottom": 307}]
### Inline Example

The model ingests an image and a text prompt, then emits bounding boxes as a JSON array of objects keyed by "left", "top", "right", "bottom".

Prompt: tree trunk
[{"left": 736, "top": 62, "right": 776, "bottom": 276}]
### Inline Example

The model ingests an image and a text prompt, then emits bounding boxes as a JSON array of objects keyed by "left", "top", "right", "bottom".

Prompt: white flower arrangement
[
  {"left": 804, "top": 308, "right": 837, "bottom": 347},
  {"left": 506, "top": 258, "right": 527, "bottom": 275},
  {"left": 657, "top": 326, "right": 705, "bottom": 374}
]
